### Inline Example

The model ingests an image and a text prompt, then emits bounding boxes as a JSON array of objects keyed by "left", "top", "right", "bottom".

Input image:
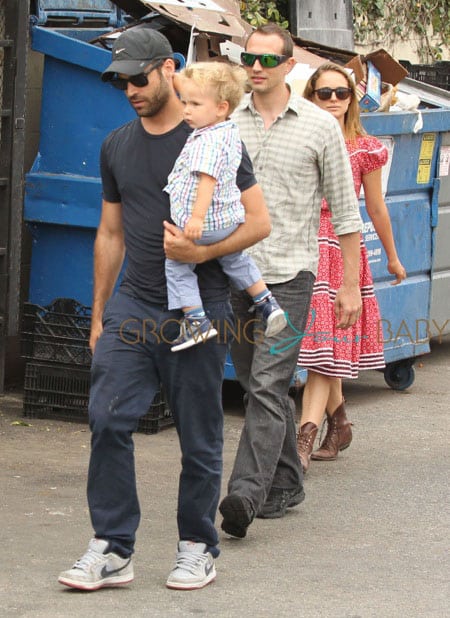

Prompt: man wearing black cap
[{"left": 57, "top": 26, "right": 270, "bottom": 591}]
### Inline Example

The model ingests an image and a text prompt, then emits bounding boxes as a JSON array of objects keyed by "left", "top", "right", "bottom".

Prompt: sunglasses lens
[
  {"left": 336, "top": 87, "right": 351, "bottom": 100},
  {"left": 110, "top": 77, "right": 127, "bottom": 91},
  {"left": 110, "top": 72, "right": 150, "bottom": 90},
  {"left": 241, "top": 53, "right": 255, "bottom": 66},
  {"left": 315, "top": 87, "right": 351, "bottom": 100},
  {"left": 129, "top": 73, "right": 149, "bottom": 88},
  {"left": 261, "top": 54, "right": 279, "bottom": 68},
  {"left": 241, "top": 53, "right": 286, "bottom": 68},
  {"left": 316, "top": 88, "right": 332, "bottom": 100}
]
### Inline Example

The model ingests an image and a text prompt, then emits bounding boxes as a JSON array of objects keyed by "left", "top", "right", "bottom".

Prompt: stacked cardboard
[{"left": 105, "top": 2, "right": 409, "bottom": 112}]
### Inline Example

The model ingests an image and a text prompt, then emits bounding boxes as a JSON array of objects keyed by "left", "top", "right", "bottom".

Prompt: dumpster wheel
[{"left": 383, "top": 360, "right": 415, "bottom": 391}]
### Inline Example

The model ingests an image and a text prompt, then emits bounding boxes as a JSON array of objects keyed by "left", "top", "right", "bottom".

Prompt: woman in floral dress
[{"left": 297, "top": 63, "right": 406, "bottom": 472}]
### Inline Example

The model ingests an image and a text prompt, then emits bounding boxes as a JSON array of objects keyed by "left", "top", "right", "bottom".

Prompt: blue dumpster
[
  {"left": 358, "top": 103, "right": 450, "bottom": 388},
  {"left": 25, "top": 26, "right": 135, "bottom": 306}
]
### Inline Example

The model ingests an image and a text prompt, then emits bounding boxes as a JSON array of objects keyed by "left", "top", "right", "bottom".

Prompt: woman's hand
[{"left": 388, "top": 258, "right": 407, "bottom": 285}]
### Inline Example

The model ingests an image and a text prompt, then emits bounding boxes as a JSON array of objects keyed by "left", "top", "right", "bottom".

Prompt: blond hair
[
  {"left": 303, "top": 62, "right": 366, "bottom": 142},
  {"left": 180, "top": 61, "right": 247, "bottom": 114}
]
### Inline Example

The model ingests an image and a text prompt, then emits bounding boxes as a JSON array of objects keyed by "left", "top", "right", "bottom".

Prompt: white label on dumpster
[
  {"left": 378, "top": 136, "right": 394, "bottom": 197},
  {"left": 439, "top": 146, "right": 450, "bottom": 177}
]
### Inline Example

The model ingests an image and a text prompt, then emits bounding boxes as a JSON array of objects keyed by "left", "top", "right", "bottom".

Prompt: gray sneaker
[
  {"left": 166, "top": 541, "right": 216, "bottom": 590},
  {"left": 58, "top": 538, "right": 134, "bottom": 591}
]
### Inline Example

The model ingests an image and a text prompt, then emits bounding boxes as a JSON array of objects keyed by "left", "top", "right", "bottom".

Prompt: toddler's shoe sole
[
  {"left": 265, "top": 310, "right": 287, "bottom": 337},
  {"left": 171, "top": 327, "right": 218, "bottom": 352}
]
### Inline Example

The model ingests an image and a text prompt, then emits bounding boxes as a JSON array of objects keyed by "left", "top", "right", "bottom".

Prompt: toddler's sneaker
[
  {"left": 58, "top": 538, "right": 133, "bottom": 591},
  {"left": 166, "top": 541, "right": 216, "bottom": 590},
  {"left": 255, "top": 296, "right": 287, "bottom": 338},
  {"left": 171, "top": 316, "right": 218, "bottom": 352}
]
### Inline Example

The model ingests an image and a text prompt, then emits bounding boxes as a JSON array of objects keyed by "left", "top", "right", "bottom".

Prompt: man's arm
[
  {"left": 319, "top": 119, "right": 363, "bottom": 329},
  {"left": 90, "top": 199, "right": 126, "bottom": 351},
  {"left": 163, "top": 183, "right": 271, "bottom": 263},
  {"left": 334, "top": 232, "right": 362, "bottom": 329}
]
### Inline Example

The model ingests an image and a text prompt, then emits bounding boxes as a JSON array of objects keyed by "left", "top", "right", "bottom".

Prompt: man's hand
[
  {"left": 334, "top": 284, "right": 362, "bottom": 329},
  {"left": 163, "top": 221, "right": 208, "bottom": 263},
  {"left": 184, "top": 216, "right": 204, "bottom": 240},
  {"left": 89, "top": 316, "right": 103, "bottom": 353}
]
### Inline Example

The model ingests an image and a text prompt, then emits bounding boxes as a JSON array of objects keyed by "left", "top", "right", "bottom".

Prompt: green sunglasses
[{"left": 240, "top": 52, "right": 289, "bottom": 68}]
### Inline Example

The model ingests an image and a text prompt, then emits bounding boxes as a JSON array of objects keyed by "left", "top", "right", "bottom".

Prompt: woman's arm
[{"left": 363, "top": 168, "right": 406, "bottom": 285}]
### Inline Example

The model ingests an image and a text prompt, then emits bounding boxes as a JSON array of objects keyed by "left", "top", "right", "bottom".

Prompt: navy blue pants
[{"left": 87, "top": 291, "right": 232, "bottom": 558}]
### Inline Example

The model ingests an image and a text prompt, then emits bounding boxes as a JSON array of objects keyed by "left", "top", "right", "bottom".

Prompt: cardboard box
[
  {"left": 358, "top": 61, "right": 382, "bottom": 112},
  {"left": 343, "top": 49, "right": 407, "bottom": 87},
  {"left": 112, "top": 0, "right": 252, "bottom": 43},
  {"left": 291, "top": 36, "right": 408, "bottom": 87}
]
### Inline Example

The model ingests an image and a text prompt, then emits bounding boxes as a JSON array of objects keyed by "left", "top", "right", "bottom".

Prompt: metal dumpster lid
[
  {"left": 400, "top": 77, "right": 450, "bottom": 109},
  {"left": 111, "top": 0, "right": 251, "bottom": 37}
]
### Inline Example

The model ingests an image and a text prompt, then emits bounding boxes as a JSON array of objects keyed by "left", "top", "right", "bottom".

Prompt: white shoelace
[
  {"left": 174, "top": 551, "right": 208, "bottom": 574},
  {"left": 73, "top": 548, "right": 104, "bottom": 571}
]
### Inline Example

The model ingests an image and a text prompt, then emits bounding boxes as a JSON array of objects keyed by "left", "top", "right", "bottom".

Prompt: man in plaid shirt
[{"left": 216, "top": 24, "right": 363, "bottom": 537}]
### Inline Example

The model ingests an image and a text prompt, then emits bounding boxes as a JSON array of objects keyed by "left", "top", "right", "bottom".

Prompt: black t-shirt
[{"left": 100, "top": 119, "right": 256, "bottom": 305}]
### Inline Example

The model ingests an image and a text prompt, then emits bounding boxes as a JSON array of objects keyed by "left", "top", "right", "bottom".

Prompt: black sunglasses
[
  {"left": 110, "top": 60, "right": 164, "bottom": 91},
  {"left": 313, "top": 87, "right": 352, "bottom": 101},
  {"left": 241, "top": 52, "right": 288, "bottom": 68}
]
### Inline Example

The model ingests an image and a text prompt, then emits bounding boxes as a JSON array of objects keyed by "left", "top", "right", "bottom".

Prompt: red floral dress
[{"left": 297, "top": 135, "right": 388, "bottom": 379}]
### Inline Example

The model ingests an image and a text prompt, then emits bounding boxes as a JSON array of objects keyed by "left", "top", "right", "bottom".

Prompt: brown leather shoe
[
  {"left": 296, "top": 422, "right": 318, "bottom": 473},
  {"left": 311, "top": 402, "right": 353, "bottom": 461}
]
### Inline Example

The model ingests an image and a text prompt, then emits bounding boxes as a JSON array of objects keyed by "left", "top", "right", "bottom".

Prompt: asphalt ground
[{"left": 1, "top": 336, "right": 449, "bottom": 618}]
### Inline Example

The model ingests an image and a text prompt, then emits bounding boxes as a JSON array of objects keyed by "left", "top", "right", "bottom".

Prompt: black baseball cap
[{"left": 102, "top": 27, "right": 174, "bottom": 81}]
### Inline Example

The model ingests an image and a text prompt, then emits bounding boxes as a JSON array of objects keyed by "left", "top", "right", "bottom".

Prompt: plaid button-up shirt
[
  {"left": 164, "top": 120, "right": 245, "bottom": 231},
  {"left": 233, "top": 90, "right": 362, "bottom": 283}
]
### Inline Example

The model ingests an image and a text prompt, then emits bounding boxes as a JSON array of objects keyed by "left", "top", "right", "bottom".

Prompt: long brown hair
[{"left": 303, "top": 62, "right": 365, "bottom": 142}]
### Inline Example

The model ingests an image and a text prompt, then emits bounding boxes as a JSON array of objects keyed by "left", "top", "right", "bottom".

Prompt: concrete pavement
[{"left": 0, "top": 336, "right": 449, "bottom": 618}]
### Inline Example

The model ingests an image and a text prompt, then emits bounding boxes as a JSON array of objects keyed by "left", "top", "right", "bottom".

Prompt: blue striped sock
[{"left": 252, "top": 290, "right": 271, "bottom": 305}]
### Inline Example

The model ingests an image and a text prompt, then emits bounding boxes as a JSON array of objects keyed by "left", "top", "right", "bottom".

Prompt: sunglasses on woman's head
[
  {"left": 240, "top": 52, "right": 289, "bottom": 68},
  {"left": 110, "top": 60, "right": 164, "bottom": 90},
  {"left": 313, "top": 87, "right": 352, "bottom": 101}
]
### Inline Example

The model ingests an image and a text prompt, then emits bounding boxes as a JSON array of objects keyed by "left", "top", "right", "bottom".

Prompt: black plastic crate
[
  {"left": 23, "top": 361, "right": 174, "bottom": 435},
  {"left": 400, "top": 60, "right": 450, "bottom": 91},
  {"left": 22, "top": 298, "right": 92, "bottom": 366}
]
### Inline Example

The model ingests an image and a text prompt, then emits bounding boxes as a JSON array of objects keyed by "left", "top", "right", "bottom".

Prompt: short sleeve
[
  {"left": 189, "top": 132, "right": 225, "bottom": 179},
  {"left": 236, "top": 141, "right": 256, "bottom": 192},
  {"left": 100, "top": 136, "right": 121, "bottom": 203},
  {"left": 358, "top": 136, "right": 388, "bottom": 175}
]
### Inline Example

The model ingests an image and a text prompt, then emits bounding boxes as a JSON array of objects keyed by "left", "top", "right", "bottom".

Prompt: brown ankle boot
[
  {"left": 296, "top": 422, "right": 318, "bottom": 473},
  {"left": 311, "top": 402, "right": 353, "bottom": 461}
]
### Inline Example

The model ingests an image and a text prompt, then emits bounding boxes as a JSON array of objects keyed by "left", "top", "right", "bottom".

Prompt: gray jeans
[{"left": 228, "top": 271, "right": 315, "bottom": 513}]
